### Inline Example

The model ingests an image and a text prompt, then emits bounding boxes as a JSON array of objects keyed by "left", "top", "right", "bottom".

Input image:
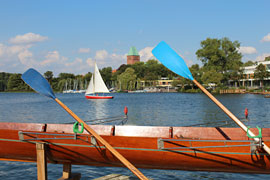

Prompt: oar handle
[
  {"left": 192, "top": 80, "right": 270, "bottom": 154},
  {"left": 54, "top": 98, "right": 148, "bottom": 180}
]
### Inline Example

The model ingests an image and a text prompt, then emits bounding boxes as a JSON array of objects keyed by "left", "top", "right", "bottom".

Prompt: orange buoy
[
  {"left": 245, "top": 108, "right": 248, "bottom": 119},
  {"left": 124, "top": 106, "right": 128, "bottom": 115}
]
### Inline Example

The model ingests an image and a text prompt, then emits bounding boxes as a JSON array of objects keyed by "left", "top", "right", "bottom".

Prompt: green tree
[
  {"left": 117, "top": 64, "right": 131, "bottom": 74},
  {"left": 130, "top": 62, "right": 145, "bottom": 78},
  {"left": 51, "top": 77, "right": 60, "bottom": 91},
  {"left": 265, "top": 56, "right": 270, "bottom": 61},
  {"left": 58, "top": 73, "right": 75, "bottom": 80},
  {"left": 172, "top": 77, "right": 188, "bottom": 90},
  {"left": 145, "top": 59, "right": 160, "bottom": 79},
  {"left": 189, "top": 64, "right": 202, "bottom": 83},
  {"left": 254, "top": 64, "right": 269, "bottom": 88},
  {"left": 0, "top": 80, "right": 6, "bottom": 91},
  {"left": 0, "top": 72, "right": 12, "bottom": 91},
  {"left": 196, "top": 37, "right": 242, "bottom": 84},
  {"left": 144, "top": 71, "right": 158, "bottom": 81},
  {"left": 117, "top": 68, "right": 137, "bottom": 91},
  {"left": 201, "top": 69, "right": 223, "bottom": 85},
  {"left": 83, "top": 72, "right": 92, "bottom": 82},
  {"left": 243, "top": 61, "right": 255, "bottom": 66},
  {"left": 112, "top": 64, "right": 130, "bottom": 85},
  {"left": 57, "top": 79, "right": 67, "bottom": 91},
  {"left": 100, "top": 67, "right": 112, "bottom": 87},
  {"left": 44, "top": 71, "right": 53, "bottom": 84},
  {"left": 144, "top": 59, "right": 175, "bottom": 79},
  {"left": 7, "top": 74, "right": 28, "bottom": 91}
]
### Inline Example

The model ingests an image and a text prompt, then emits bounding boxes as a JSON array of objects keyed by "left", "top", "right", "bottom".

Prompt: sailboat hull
[{"left": 85, "top": 95, "right": 114, "bottom": 99}]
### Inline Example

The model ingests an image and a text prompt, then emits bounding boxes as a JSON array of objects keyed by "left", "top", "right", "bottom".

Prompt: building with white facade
[{"left": 235, "top": 60, "right": 270, "bottom": 88}]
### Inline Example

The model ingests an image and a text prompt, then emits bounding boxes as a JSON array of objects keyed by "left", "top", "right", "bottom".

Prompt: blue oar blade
[
  {"left": 22, "top": 68, "right": 56, "bottom": 99},
  {"left": 152, "top": 41, "right": 194, "bottom": 81}
]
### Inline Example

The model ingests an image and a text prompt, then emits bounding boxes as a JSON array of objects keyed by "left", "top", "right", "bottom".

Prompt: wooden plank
[
  {"left": 0, "top": 122, "right": 45, "bottom": 131},
  {"left": 36, "top": 143, "right": 47, "bottom": 180},
  {"left": 115, "top": 125, "right": 170, "bottom": 138},
  {"left": 46, "top": 124, "right": 114, "bottom": 136}
]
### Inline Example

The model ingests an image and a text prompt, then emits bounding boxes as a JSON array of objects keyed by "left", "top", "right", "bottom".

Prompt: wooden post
[
  {"left": 62, "top": 164, "right": 71, "bottom": 179},
  {"left": 58, "top": 164, "right": 81, "bottom": 180},
  {"left": 36, "top": 143, "right": 47, "bottom": 180}
]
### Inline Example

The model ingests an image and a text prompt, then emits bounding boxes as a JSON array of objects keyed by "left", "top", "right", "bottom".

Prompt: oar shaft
[
  {"left": 192, "top": 80, "right": 270, "bottom": 154},
  {"left": 54, "top": 98, "right": 148, "bottom": 180}
]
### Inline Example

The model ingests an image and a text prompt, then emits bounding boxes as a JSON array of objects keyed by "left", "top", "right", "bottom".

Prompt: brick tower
[{"left": 127, "top": 46, "right": 140, "bottom": 65}]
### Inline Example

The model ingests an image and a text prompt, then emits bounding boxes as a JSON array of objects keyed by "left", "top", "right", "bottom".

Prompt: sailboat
[{"left": 85, "top": 63, "right": 113, "bottom": 99}]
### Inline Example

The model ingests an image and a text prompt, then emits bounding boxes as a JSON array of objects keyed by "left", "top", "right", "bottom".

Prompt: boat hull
[
  {"left": 0, "top": 122, "right": 270, "bottom": 174},
  {"left": 85, "top": 95, "right": 113, "bottom": 99}
]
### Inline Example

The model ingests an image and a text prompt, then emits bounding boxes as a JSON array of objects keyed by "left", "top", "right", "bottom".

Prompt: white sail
[
  {"left": 85, "top": 74, "right": 94, "bottom": 95},
  {"left": 85, "top": 62, "right": 109, "bottom": 95},
  {"left": 94, "top": 63, "right": 109, "bottom": 93}
]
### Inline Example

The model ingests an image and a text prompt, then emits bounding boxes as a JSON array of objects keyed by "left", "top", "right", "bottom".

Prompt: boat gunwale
[{"left": 0, "top": 122, "right": 270, "bottom": 140}]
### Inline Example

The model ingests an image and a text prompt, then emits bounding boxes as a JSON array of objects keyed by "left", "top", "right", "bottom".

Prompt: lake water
[{"left": 0, "top": 92, "right": 270, "bottom": 179}]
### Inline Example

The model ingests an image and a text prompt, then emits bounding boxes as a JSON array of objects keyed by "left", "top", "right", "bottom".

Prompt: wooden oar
[
  {"left": 152, "top": 41, "right": 270, "bottom": 155},
  {"left": 22, "top": 68, "right": 148, "bottom": 180}
]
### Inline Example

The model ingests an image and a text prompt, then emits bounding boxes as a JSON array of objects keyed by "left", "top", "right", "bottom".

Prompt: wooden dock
[{"left": 219, "top": 89, "right": 246, "bottom": 94}]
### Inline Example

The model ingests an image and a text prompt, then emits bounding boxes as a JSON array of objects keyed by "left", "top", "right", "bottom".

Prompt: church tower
[{"left": 127, "top": 46, "right": 140, "bottom": 65}]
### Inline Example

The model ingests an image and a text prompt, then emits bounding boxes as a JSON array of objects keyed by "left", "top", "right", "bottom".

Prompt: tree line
[
  {"left": 0, "top": 59, "right": 176, "bottom": 92},
  {"left": 1, "top": 37, "right": 269, "bottom": 92}
]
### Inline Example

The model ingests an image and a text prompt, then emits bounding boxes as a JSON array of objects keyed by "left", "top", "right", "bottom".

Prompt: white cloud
[
  {"left": 238, "top": 46, "right": 257, "bottom": 54},
  {"left": 0, "top": 44, "right": 4, "bottom": 56},
  {"left": 86, "top": 58, "right": 95, "bottom": 67},
  {"left": 88, "top": 50, "right": 126, "bottom": 69},
  {"left": 39, "top": 52, "right": 89, "bottom": 75},
  {"left": 139, "top": 46, "right": 154, "bottom": 62},
  {"left": 256, "top": 53, "right": 270, "bottom": 61},
  {"left": 107, "top": 53, "right": 126, "bottom": 67},
  {"left": 0, "top": 34, "right": 91, "bottom": 75},
  {"left": 60, "top": 57, "right": 96, "bottom": 75},
  {"left": 0, "top": 43, "right": 31, "bottom": 65},
  {"left": 95, "top": 50, "right": 108, "bottom": 60},
  {"left": 9, "top": 33, "right": 48, "bottom": 44},
  {"left": 0, "top": 43, "right": 33, "bottom": 57},
  {"left": 110, "top": 53, "right": 126, "bottom": 60},
  {"left": 41, "top": 51, "right": 67, "bottom": 66},
  {"left": 18, "top": 50, "right": 33, "bottom": 65},
  {"left": 65, "top": 58, "right": 83, "bottom": 67},
  {"left": 9, "top": 45, "right": 28, "bottom": 54},
  {"left": 261, "top": 33, "right": 270, "bottom": 42},
  {"left": 78, "top": 48, "right": 90, "bottom": 53}
]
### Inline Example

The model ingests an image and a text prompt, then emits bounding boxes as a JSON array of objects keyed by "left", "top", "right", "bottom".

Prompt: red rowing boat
[{"left": 0, "top": 122, "right": 269, "bottom": 174}]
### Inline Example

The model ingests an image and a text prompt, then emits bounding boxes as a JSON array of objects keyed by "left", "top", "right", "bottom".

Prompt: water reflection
[{"left": 85, "top": 99, "right": 109, "bottom": 122}]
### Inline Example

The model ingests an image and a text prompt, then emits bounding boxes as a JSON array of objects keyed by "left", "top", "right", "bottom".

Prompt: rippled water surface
[{"left": 0, "top": 92, "right": 270, "bottom": 179}]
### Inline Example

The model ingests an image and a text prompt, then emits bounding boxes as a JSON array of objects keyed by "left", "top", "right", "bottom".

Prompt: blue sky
[{"left": 0, "top": 0, "right": 270, "bottom": 75}]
